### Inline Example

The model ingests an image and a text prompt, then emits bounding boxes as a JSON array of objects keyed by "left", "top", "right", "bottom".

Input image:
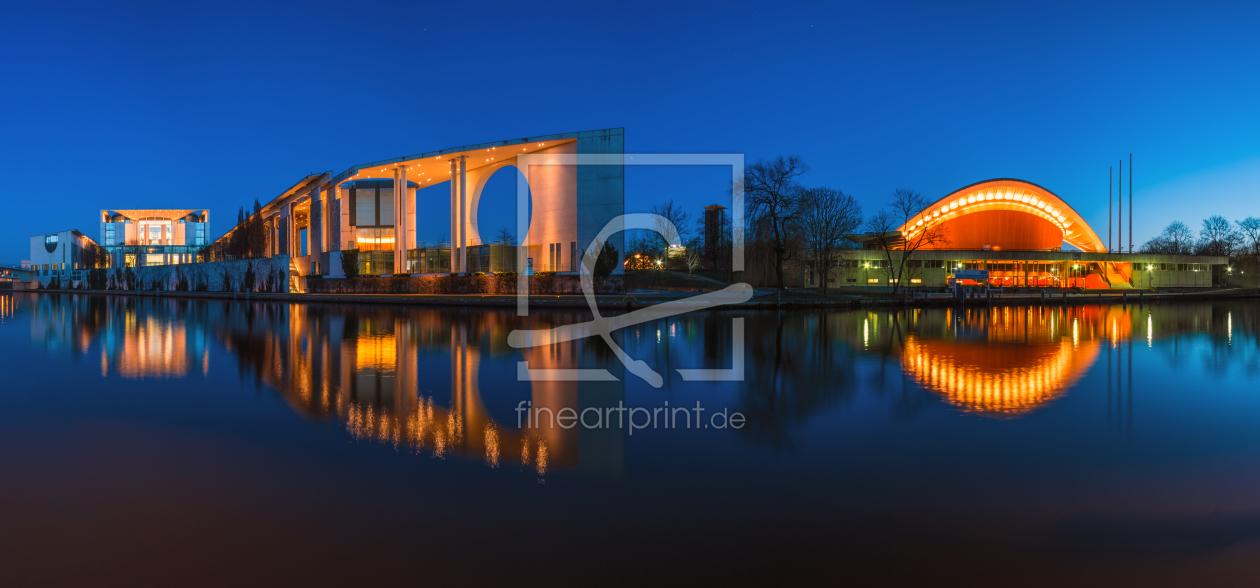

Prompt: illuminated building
[
  {"left": 834, "top": 179, "right": 1227, "bottom": 290},
  {"left": 99, "top": 209, "right": 210, "bottom": 267},
  {"left": 26, "top": 229, "right": 100, "bottom": 287},
  {"left": 209, "top": 128, "right": 625, "bottom": 285}
]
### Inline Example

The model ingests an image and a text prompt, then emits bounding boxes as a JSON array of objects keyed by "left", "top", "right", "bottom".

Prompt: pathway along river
[{"left": 1, "top": 292, "right": 1259, "bottom": 586}]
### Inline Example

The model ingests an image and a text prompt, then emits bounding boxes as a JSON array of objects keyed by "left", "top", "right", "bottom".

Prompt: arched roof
[{"left": 898, "top": 179, "right": 1106, "bottom": 253}]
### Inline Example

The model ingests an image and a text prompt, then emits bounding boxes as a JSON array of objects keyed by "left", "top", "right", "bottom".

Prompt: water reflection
[
  {"left": 14, "top": 292, "right": 1260, "bottom": 455},
  {"left": 900, "top": 306, "right": 1116, "bottom": 417}
]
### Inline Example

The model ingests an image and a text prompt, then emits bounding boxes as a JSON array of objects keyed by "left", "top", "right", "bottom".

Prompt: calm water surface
[{"left": 2, "top": 293, "right": 1260, "bottom": 586}]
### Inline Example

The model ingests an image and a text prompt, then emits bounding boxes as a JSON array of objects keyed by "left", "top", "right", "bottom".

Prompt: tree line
[
  {"left": 1141, "top": 216, "right": 1260, "bottom": 258},
  {"left": 626, "top": 155, "right": 945, "bottom": 294}
]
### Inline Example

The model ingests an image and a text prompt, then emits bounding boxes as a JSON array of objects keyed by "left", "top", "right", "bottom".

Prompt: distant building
[
  {"left": 100, "top": 209, "right": 209, "bottom": 267},
  {"left": 27, "top": 230, "right": 98, "bottom": 286},
  {"left": 829, "top": 178, "right": 1226, "bottom": 290}
]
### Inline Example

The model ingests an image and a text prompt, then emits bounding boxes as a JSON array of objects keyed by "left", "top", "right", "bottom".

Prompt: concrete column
[
  {"left": 450, "top": 158, "right": 459, "bottom": 274},
  {"left": 405, "top": 175, "right": 416, "bottom": 253},
  {"left": 311, "top": 185, "right": 324, "bottom": 257},
  {"left": 339, "top": 183, "right": 351, "bottom": 252},
  {"left": 459, "top": 155, "right": 468, "bottom": 273},
  {"left": 394, "top": 167, "right": 407, "bottom": 273}
]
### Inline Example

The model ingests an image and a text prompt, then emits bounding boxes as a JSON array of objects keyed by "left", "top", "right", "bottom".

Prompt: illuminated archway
[{"left": 899, "top": 179, "right": 1106, "bottom": 252}]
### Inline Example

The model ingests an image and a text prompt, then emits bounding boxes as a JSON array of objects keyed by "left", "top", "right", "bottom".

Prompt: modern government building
[{"left": 22, "top": 130, "right": 1228, "bottom": 290}]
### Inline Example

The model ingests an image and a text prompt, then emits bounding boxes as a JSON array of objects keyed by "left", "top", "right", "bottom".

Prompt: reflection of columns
[
  {"left": 396, "top": 318, "right": 418, "bottom": 416},
  {"left": 451, "top": 322, "right": 487, "bottom": 451}
]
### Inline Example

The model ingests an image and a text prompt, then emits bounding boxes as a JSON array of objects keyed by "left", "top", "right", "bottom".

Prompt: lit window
[
  {"left": 910, "top": 279, "right": 922, "bottom": 284},
  {"left": 868, "top": 278, "right": 880, "bottom": 283}
]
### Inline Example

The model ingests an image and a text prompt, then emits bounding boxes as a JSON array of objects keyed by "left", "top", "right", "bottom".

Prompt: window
[
  {"left": 356, "top": 228, "right": 394, "bottom": 252},
  {"left": 378, "top": 193, "right": 394, "bottom": 226},
  {"left": 910, "top": 278, "right": 922, "bottom": 284},
  {"left": 355, "top": 189, "right": 376, "bottom": 226},
  {"left": 868, "top": 278, "right": 880, "bottom": 283}
]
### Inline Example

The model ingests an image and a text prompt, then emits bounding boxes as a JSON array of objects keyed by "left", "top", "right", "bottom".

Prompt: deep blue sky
[{"left": 4, "top": 0, "right": 1260, "bottom": 263}]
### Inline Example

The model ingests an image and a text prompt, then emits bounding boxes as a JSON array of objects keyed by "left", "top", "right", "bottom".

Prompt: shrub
[
  {"left": 594, "top": 241, "right": 618, "bottom": 278},
  {"left": 341, "top": 249, "right": 360, "bottom": 279}
]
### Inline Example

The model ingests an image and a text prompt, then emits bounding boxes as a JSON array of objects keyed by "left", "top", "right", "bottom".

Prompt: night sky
[{"left": 4, "top": 0, "right": 1260, "bottom": 263}]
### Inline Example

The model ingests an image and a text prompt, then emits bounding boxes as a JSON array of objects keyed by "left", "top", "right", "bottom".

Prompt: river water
[{"left": 1, "top": 292, "right": 1259, "bottom": 586}]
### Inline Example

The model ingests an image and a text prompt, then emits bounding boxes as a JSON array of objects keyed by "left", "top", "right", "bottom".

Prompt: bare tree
[
  {"left": 649, "top": 199, "right": 690, "bottom": 259},
  {"left": 79, "top": 242, "right": 108, "bottom": 270},
  {"left": 1237, "top": 217, "right": 1260, "bottom": 257},
  {"left": 743, "top": 156, "right": 809, "bottom": 290},
  {"left": 683, "top": 236, "right": 703, "bottom": 274},
  {"left": 1141, "top": 221, "right": 1195, "bottom": 255},
  {"left": 1196, "top": 215, "right": 1242, "bottom": 257},
  {"left": 862, "top": 189, "right": 948, "bottom": 294},
  {"left": 697, "top": 204, "right": 732, "bottom": 270},
  {"left": 494, "top": 227, "right": 516, "bottom": 246},
  {"left": 121, "top": 239, "right": 146, "bottom": 268},
  {"left": 799, "top": 187, "right": 862, "bottom": 294}
]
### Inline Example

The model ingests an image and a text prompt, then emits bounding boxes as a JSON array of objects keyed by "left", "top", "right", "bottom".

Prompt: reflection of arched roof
[
  {"left": 898, "top": 179, "right": 1106, "bottom": 253},
  {"left": 903, "top": 336, "right": 1100, "bottom": 417}
]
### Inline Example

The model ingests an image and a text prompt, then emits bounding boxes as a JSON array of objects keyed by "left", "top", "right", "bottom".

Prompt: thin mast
[
  {"left": 1129, "top": 154, "right": 1133, "bottom": 253},
  {"left": 1109, "top": 166, "right": 1113, "bottom": 252}
]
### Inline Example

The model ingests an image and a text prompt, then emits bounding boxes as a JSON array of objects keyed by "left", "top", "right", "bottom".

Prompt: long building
[
  {"left": 211, "top": 128, "right": 625, "bottom": 284},
  {"left": 826, "top": 179, "right": 1227, "bottom": 289}
]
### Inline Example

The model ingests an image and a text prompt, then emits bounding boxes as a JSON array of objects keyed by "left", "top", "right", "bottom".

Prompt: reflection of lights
[
  {"left": 536, "top": 439, "right": 549, "bottom": 477},
  {"left": 1147, "top": 312, "right": 1153, "bottom": 347},
  {"left": 484, "top": 423, "right": 500, "bottom": 468},
  {"left": 903, "top": 336, "right": 1099, "bottom": 417}
]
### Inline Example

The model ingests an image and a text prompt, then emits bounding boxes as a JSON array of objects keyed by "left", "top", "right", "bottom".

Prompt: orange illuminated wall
[
  {"left": 897, "top": 179, "right": 1107, "bottom": 252},
  {"left": 937, "top": 210, "right": 1063, "bottom": 250}
]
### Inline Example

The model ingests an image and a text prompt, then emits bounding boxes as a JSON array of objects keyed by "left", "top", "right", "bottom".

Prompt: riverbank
[{"left": 17, "top": 286, "right": 1260, "bottom": 309}]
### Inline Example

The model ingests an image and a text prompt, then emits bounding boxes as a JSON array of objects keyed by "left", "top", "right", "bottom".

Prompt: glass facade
[
  {"left": 104, "top": 245, "right": 203, "bottom": 268},
  {"left": 355, "top": 228, "right": 394, "bottom": 252}
]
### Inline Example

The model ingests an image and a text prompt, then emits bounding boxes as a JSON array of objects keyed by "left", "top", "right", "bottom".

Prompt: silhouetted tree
[
  {"left": 863, "top": 189, "right": 948, "bottom": 294},
  {"left": 743, "top": 156, "right": 809, "bottom": 290},
  {"left": 1141, "top": 221, "right": 1195, "bottom": 255},
  {"left": 799, "top": 187, "right": 862, "bottom": 294}
]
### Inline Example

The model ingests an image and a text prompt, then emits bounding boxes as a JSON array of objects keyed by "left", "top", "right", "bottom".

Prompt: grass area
[{"left": 625, "top": 270, "right": 728, "bottom": 292}]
